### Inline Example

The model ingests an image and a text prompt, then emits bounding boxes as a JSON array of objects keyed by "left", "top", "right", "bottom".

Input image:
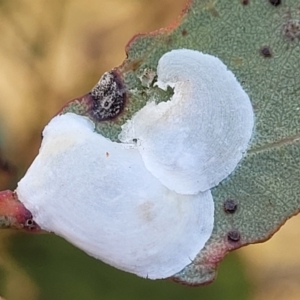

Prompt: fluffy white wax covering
[
  {"left": 17, "top": 113, "right": 214, "bottom": 279},
  {"left": 120, "top": 49, "right": 254, "bottom": 194}
]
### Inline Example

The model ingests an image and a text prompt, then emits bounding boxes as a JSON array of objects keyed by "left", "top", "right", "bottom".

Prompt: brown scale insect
[{"left": 89, "top": 71, "right": 126, "bottom": 121}]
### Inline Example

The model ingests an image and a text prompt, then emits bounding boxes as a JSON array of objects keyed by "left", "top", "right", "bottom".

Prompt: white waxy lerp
[
  {"left": 15, "top": 48, "right": 254, "bottom": 280},
  {"left": 120, "top": 49, "right": 254, "bottom": 195},
  {"left": 16, "top": 113, "right": 214, "bottom": 279}
]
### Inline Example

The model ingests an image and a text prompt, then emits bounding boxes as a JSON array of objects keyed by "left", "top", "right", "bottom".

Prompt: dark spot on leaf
[
  {"left": 89, "top": 71, "right": 126, "bottom": 121},
  {"left": 268, "top": 0, "right": 281, "bottom": 6},
  {"left": 227, "top": 231, "right": 241, "bottom": 242},
  {"left": 166, "top": 36, "right": 172, "bottom": 45},
  {"left": 121, "top": 58, "right": 143, "bottom": 73},
  {"left": 181, "top": 29, "right": 188, "bottom": 36},
  {"left": 260, "top": 46, "right": 272, "bottom": 57},
  {"left": 282, "top": 19, "right": 300, "bottom": 41},
  {"left": 208, "top": 6, "right": 219, "bottom": 17},
  {"left": 224, "top": 199, "right": 238, "bottom": 213},
  {"left": 242, "top": 0, "right": 249, "bottom": 5}
]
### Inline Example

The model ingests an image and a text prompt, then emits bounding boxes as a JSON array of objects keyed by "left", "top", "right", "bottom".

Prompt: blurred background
[{"left": 0, "top": 0, "right": 299, "bottom": 299}]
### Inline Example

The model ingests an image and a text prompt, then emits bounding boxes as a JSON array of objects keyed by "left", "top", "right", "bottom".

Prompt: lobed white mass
[
  {"left": 16, "top": 49, "right": 254, "bottom": 279},
  {"left": 120, "top": 49, "right": 254, "bottom": 195},
  {"left": 17, "top": 113, "right": 214, "bottom": 279}
]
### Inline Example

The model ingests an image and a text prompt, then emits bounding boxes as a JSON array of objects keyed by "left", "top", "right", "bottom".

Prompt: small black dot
[
  {"left": 227, "top": 231, "right": 241, "bottom": 242},
  {"left": 181, "top": 29, "right": 188, "bottom": 36},
  {"left": 224, "top": 199, "right": 237, "bottom": 213},
  {"left": 242, "top": 0, "right": 249, "bottom": 5},
  {"left": 268, "top": 0, "right": 281, "bottom": 6},
  {"left": 260, "top": 46, "right": 272, "bottom": 58}
]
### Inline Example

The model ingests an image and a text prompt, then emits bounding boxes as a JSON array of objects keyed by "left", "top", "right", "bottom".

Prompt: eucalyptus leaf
[{"left": 63, "top": 0, "right": 300, "bottom": 285}]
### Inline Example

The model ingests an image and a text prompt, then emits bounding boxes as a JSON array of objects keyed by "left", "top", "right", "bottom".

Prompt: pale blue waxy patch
[
  {"left": 16, "top": 113, "right": 214, "bottom": 279},
  {"left": 120, "top": 49, "right": 254, "bottom": 195}
]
